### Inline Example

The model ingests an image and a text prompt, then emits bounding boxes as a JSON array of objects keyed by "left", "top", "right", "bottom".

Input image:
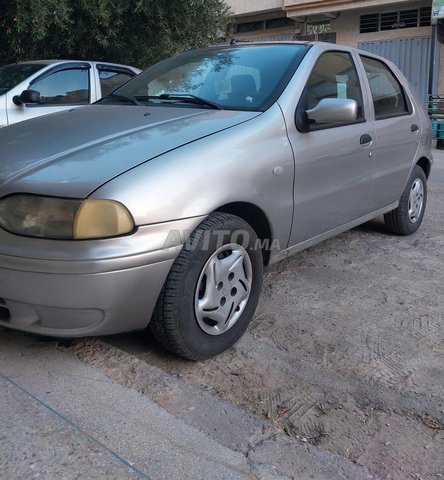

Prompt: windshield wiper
[
  {"left": 102, "top": 92, "right": 143, "bottom": 106},
  {"left": 152, "top": 93, "right": 224, "bottom": 110}
]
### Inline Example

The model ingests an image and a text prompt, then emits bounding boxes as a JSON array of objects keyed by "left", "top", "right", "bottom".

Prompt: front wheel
[
  {"left": 384, "top": 165, "right": 427, "bottom": 236},
  {"left": 150, "top": 212, "right": 263, "bottom": 360}
]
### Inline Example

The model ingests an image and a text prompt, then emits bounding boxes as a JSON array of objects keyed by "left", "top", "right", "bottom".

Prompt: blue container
[
  {"left": 431, "top": 119, "right": 444, "bottom": 139},
  {"left": 439, "top": 120, "right": 444, "bottom": 139},
  {"left": 432, "top": 119, "right": 439, "bottom": 138}
]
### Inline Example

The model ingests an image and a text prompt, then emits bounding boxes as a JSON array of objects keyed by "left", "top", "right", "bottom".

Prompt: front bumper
[{"left": 0, "top": 216, "right": 205, "bottom": 337}]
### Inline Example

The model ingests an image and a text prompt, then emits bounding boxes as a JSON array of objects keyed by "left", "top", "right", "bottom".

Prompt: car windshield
[
  {"left": 113, "top": 44, "right": 309, "bottom": 111},
  {"left": 0, "top": 63, "right": 46, "bottom": 95}
]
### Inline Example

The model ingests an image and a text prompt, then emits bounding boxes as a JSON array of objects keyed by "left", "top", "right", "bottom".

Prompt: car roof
[{"left": 11, "top": 60, "right": 79, "bottom": 66}]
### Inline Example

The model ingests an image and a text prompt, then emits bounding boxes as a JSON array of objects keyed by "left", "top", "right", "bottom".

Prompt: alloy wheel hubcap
[
  {"left": 195, "top": 244, "right": 253, "bottom": 336},
  {"left": 408, "top": 178, "right": 424, "bottom": 224}
]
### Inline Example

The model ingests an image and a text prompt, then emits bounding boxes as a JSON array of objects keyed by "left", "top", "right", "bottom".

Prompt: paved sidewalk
[
  {"left": 1, "top": 376, "right": 143, "bottom": 479},
  {"left": 0, "top": 331, "right": 374, "bottom": 480},
  {"left": 0, "top": 332, "right": 254, "bottom": 480}
]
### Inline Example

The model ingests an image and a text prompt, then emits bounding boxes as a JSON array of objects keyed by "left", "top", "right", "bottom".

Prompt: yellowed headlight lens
[{"left": 73, "top": 199, "right": 134, "bottom": 239}]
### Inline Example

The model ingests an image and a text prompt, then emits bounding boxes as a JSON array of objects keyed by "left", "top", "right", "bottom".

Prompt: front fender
[{"left": 93, "top": 103, "right": 295, "bottom": 253}]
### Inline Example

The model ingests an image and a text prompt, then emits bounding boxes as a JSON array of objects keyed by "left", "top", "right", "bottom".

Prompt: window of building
[
  {"left": 236, "top": 20, "right": 263, "bottom": 34},
  {"left": 359, "top": 7, "right": 431, "bottom": 33},
  {"left": 400, "top": 9, "right": 420, "bottom": 28},
  {"left": 360, "top": 56, "right": 409, "bottom": 119},
  {"left": 265, "top": 17, "right": 294, "bottom": 30},
  {"left": 360, "top": 13, "right": 379, "bottom": 33},
  {"left": 235, "top": 17, "right": 294, "bottom": 34},
  {"left": 380, "top": 11, "right": 399, "bottom": 30},
  {"left": 419, "top": 7, "right": 432, "bottom": 26}
]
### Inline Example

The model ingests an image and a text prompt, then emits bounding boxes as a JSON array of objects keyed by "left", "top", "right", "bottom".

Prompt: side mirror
[
  {"left": 13, "top": 89, "right": 41, "bottom": 106},
  {"left": 306, "top": 98, "right": 358, "bottom": 124}
]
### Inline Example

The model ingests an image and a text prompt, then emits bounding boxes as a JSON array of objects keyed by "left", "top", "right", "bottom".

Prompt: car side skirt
[{"left": 271, "top": 201, "right": 399, "bottom": 265}]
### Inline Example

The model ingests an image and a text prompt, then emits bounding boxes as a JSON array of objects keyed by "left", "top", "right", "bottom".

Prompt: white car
[{"left": 0, "top": 60, "right": 141, "bottom": 127}]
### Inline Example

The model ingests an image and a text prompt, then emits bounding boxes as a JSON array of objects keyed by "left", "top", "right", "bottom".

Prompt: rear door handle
[
  {"left": 360, "top": 134, "right": 373, "bottom": 146},
  {"left": 411, "top": 124, "right": 419, "bottom": 133}
]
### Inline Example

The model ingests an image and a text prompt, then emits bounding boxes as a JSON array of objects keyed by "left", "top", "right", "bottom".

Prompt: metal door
[{"left": 358, "top": 36, "right": 438, "bottom": 104}]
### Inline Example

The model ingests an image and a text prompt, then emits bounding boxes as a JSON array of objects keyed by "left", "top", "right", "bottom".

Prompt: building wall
[
  {"left": 225, "top": 0, "right": 284, "bottom": 17},
  {"left": 284, "top": 0, "right": 417, "bottom": 16},
  {"left": 230, "top": 26, "right": 298, "bottom": 42},
  {"left": 228, "top": 0, "right": 433, "bottom": 46},
  {"left": 230, "top": 29, "right": 297, "bottom": 41},
  {"left": 329, "top": 4, "right": 444, "bottom": 94},
  {"left": 329, "top": 3, "right": 431, "bottom": 47},
  {"left": 226, "top": 0, "right": 443, "bottom": 97}
]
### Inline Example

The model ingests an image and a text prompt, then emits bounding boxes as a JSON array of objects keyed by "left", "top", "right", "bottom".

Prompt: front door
[
  {"left": 6, "top": 64, "right": 93, "bottom": 125},
  {"left": 286, "top": 50, "right": 375, "bottom": 246}
]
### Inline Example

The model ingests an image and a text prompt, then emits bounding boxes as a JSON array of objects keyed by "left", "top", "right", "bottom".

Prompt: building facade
[{"left": 225, "top": 0, "right": 442, "bottom": 103}]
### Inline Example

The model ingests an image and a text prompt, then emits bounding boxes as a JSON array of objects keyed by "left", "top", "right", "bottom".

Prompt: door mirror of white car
[
  {"left": 306, "top": 98, "right": 358, "bottom": 124},
  {"left": 13, "top": 89, "right": 41, "bottom": 106}
]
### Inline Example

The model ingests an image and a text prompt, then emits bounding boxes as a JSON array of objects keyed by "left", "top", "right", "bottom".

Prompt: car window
[
  {"left": 31, "top": 68, "right": 90, "bottom": 105},
  {"left": 299, "top": 51, "right": 364, "bottom": 129},
  {"left": 99, "top": 70, "right": 134, "bottom": 97},
  {"left": 360, "top": 56, "right": 409, "bottom": 119}
]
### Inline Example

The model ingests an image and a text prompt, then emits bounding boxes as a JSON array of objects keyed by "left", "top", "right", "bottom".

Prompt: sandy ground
[{"left": 63, "top": 153, "right": 444, "bottom": 479}]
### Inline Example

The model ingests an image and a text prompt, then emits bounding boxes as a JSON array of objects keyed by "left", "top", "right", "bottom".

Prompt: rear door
[
  {"left": 359, "top": 55, "right": 421, "bottom": 210},
  {"left": 285, "top": 50, "right": 376, "bottom": 246},
  {"left": 95, "top": 65, "right": 138, "bottom": 99}
]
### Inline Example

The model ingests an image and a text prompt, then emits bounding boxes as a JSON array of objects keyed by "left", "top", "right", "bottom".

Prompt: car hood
[{"left": 0, "top": 105, "right": 260, "bottom": 198}]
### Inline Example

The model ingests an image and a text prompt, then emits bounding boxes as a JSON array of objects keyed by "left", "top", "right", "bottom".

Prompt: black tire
[
  {"left": 384, "top": 165, "right": 427, "bottom": 236},
  {"left": 150, "top": 212, "right": 264, "bottom": 361}
]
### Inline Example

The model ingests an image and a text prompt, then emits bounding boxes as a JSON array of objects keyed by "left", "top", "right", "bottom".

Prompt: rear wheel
[
  {"left": 150, "top": 212, "right": 263, "bottom": 360},
  {"left": 384, "top": 165, "right": 427, "bottom": 235}
]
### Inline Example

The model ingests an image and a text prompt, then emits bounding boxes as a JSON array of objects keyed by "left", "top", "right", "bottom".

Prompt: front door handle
[{"left": 360, "top": 134, "right": 373, "bottom": 146}]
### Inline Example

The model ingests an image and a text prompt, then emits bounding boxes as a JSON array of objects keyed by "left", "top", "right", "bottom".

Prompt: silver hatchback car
[{"left": 0, "top": 42, "right": 432, "bottom": 360}]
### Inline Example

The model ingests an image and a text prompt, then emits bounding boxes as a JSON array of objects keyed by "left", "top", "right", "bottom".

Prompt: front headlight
[{"left": 0, "top": 195, "right": 134, "bottom": 239}]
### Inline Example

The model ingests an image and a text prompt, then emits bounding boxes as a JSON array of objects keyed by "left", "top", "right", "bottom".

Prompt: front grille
[{"left": 0, "top": 298, "right": 11, "bottom": 321}]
